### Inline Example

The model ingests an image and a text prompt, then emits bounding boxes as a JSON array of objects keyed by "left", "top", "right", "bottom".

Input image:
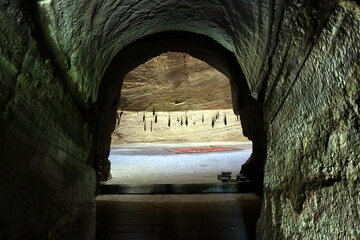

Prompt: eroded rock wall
[
  {"left": 120, "top": 52, "right": 232, "bottom": 111},
  {"left": 258, "top": 2, "right": 360, "bottom": 239},
  {"left": 0, "top": 1, "right": 96, "bottom": 239},
  {"left": 114, "top": 53, "right": 242, "bottom": 143}
]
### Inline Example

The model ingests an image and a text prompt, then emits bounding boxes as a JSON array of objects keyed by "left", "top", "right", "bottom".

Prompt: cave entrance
[
  {"left": 105, "top": 52, "right": 253, "bottom": 188},
  {"left": 94, "top": 31, "right": 264, "bottom": 240},
  {"left": 92, "top": 31, "right": 266, "bottom": 193}
]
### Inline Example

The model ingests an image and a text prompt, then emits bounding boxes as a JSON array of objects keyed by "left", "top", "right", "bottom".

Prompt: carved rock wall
[
  {"left": 0, "top": 1, "right": 96, "bottom": 239},
  {"left": 258, "top": 2, "right": 360, "bottom": 239}
]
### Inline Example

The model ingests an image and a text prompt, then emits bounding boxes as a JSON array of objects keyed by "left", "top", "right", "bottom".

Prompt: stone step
[{"left": 100, "top": 181, "right": 252, "bottom": 195}]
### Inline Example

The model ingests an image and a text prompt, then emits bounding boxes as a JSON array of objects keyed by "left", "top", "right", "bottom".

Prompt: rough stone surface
[
  {"left": 120, "top": 52, "right": 232, "bottom": 111},
  {"left": 1, "top": 0, "right": 359, "bottom": 239},
  {"left": 259, "top": 1, "right": 360, "bottom": 239},
  {"left": 41, "top": 0, "right": 283, "bottom": 101},
  {"left": 0, "top": 1, "right": 95, "bottom": 239}
]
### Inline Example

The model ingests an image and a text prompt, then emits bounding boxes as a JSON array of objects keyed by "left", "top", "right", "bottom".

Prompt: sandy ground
[
  {"left": 98, "top": 142, "right": 258, "bottom": 240},
  {"left": 106, "top": 142, "right": 252, "bottom": 184}
]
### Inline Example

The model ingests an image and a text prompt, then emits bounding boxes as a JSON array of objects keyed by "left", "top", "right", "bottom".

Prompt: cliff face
[
  {"left": 119, "top": 52, "right": 232, "bottom": 111},
  {"left": 114, "top": 52, "right": 243, "bottom": 143}
]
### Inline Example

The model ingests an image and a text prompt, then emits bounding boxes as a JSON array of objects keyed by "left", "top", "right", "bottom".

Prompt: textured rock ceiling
[
  {"left": 39, "top": 0, "right": 281, "bottom": 102},
  {"left": 119, "top": 52, "right": 232, "bottom": 111}
]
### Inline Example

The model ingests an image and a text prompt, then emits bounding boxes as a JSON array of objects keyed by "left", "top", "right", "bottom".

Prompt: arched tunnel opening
[
  {"left": 90, "top": 31, "right": 266, "bottom": 192},
  {"left": 107, "top": 51, "right": 253, "bottom": 186},
  {"left": 93, "top": 32, "right": 266, "bottom": 239}
]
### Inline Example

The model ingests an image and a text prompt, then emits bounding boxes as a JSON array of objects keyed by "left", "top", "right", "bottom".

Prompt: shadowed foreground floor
[{"left": 96, "top": 193, "right": 261, "bottom": 240}]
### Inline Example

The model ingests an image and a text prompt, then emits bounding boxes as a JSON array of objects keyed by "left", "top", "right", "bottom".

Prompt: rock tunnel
[{"left": 0, "top": 0, "right": 359, "bottom": 239}]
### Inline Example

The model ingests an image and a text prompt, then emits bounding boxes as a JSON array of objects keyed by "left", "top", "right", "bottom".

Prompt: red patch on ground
[{"left": 167, "top": 146, "right": 237, "bottom": 154}]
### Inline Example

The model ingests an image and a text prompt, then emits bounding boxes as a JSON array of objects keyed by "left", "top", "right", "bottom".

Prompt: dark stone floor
[{"left": 96, "top": 193, "right": 261, "bottom": 240}]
